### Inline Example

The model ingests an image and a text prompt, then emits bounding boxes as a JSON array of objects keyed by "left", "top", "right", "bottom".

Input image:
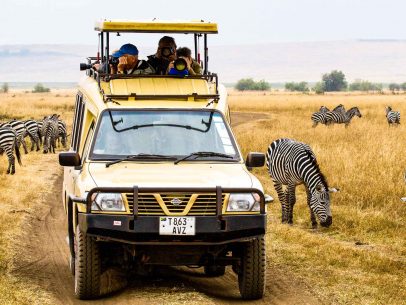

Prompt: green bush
[
  {"left": 313, "top": 82, "right": 326, "bottom": 94},
  {"left": 32, "top": 83, "right": 50, "bottom": 93},
  {"left": 1, "top": 83, "right": 9, "bottom": 93},
  {"left": 235, "top": 78, "right": 270, "bottom": 91},
  {"left": 349, "top": 79, "right": 383, "bottom": 92},
  {"left": 388, "top": 83, "right": 400, "bottom": 92},
  {"left": 285, "top": 82, "right": 309, "bottom": 92}
]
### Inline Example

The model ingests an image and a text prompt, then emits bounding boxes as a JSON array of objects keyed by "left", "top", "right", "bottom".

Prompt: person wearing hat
[{"left": 113, "top": 43, "right": 155, "bottom": 75}]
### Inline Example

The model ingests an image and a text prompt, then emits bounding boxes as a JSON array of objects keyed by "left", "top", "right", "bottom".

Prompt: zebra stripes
[
  {"left": 24, "top": 119, "right": 41, "bottom": 151},
  {"left": 0, "top": 127, "right": 22, "bottom": 174},
  {"left": 266, "top": 138, "right": 333, "bottom": 227},
  {"left": 325, "top": 107, "right": 362, "bottom": 127},
  {"left": 385, "top": 106, "right": 400, "bottom": 125},
  {"left": 43, "top": 114, "right": 60, "bottom": 154},
  {"left": 1, "top": 120, "right": 29, "bottom": 154},
  {"left": 311, "top": 104, "right": 345, "bottom": 127},
  {"left": 57, "top": 119, "right": 67, "bottom": 148}
]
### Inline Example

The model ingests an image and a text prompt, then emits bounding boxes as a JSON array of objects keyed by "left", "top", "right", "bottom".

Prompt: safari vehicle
[{"left": 59, "top": 20, "right": 268, "bottom": 300}]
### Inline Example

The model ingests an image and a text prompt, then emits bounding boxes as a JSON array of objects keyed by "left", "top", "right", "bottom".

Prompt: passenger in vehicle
[
  {"left": 173, "top": 47, "right": 202, "bottom": 75},
  {"left": 147, "top": 36, "right": 177, "bottom": 75},
  {"left": 112, "top": 43, "right": 155, "bottom": 75}
]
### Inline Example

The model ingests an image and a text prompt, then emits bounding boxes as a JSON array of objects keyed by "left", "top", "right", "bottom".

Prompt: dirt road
[{"left": 11, "top": 112, "right": 321, "bottom": 305}]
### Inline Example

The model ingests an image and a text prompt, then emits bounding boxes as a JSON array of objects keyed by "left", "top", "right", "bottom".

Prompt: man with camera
[
  {"left": 112, "top": 43, "right": 154, "bottom": 75},
  {"left": 147, "top": 36, "right": 177, "bottom": 75},
  {"left": 93, "top": 43, "right": 154, "bottom": 75}
]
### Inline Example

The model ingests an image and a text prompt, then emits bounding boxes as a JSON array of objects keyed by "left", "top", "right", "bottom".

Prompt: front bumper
[{"left": 78, "top": 214, "right": 266, "bottom": 245}]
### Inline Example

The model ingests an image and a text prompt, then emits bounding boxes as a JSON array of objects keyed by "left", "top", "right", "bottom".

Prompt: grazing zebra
[
  {"left": 311, "top": 104, "right": 345, "bottom": 127},
  {"left": 0, "top": 120, "right": 29, "bottom": 154},
  {"left": 43, "top": 114, "right": 59, "bottom": 154},
  {"left": 325, "top": 107, "right": 362, "bottom": 127},
  {"left": 266, "top": 138, "right": 337, "bottom": 228},
  {"left": 0, "top": 127, "right": 22, "bottom": 174},
  {"left": 57, "top": 119, "right": 67, "bottom": 148},
  {"left": 23, "top": 119, "right": 41, "bottom": 151},
  {"left": 385, "top": 106, "right": 400, "bottom": 125}
]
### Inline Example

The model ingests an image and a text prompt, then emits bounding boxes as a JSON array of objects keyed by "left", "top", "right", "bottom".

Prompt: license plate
[{"left": 159, "top": 217, "right": 195, "bottom": 236}]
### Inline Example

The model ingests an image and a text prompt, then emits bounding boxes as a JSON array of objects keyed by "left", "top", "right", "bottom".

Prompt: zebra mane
[{"left": 303, "top": 149, "right": 329, "bottom": 190}]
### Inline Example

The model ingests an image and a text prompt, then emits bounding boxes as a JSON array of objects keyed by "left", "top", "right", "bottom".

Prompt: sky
[{"left": 1, "top": 0, "right": 406, "bottom": 46}]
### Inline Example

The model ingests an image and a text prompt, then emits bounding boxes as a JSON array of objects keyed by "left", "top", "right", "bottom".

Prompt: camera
[
  {"left": 161, "top": 46, "right": 175, "bottom": 58},
  {"left": 109, "top": 56, "right": 119, "bottom": 65},
  {"left": 173, "top": 58, "right": 187, "bottom": 72}
]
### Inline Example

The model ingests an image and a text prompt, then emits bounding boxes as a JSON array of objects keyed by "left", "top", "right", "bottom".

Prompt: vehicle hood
[{"left": 87, "top": 162, "right": 255, "bottom": 189}]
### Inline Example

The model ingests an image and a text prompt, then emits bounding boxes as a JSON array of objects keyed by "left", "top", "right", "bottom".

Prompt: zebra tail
[{"left": 15, "top": 142, "right": 22, "bottom": 166}]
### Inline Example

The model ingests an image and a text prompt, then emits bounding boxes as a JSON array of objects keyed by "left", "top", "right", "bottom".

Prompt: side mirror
[
  {"left": 59, "top": 152, "right": 81, "bottom": 167},
  {"left": 245, "top": 152, "right": 265, "bottom": 168}
]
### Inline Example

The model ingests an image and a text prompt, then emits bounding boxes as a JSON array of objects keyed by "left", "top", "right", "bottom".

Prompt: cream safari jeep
[{"left": 59, "top": 19, "right": 268, "bottom": 300}]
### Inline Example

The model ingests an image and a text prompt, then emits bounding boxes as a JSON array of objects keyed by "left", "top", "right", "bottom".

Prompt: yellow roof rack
[{"left": 95, "top": 19, "right": 218, "bottom": 34}]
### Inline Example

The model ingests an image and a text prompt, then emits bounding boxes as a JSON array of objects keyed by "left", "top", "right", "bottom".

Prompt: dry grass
[
  {"left": 230, "top": 93, "right": 406, "bottom": 304},
  {"left": 0, "top": 91, "right": 74, "bottom": 304},
  {"left": 0, "top": 90, "right": 404, "bottom": 304}
]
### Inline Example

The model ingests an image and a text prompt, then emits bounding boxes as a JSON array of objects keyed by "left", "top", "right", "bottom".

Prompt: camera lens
[
  {"left": 174, "top": 58, "right": 187, "bottom": 71},
  {"left": 161, "top": 47, "right": 173, "bottom": 57}
]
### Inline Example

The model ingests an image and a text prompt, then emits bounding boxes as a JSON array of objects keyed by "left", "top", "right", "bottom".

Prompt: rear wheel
[
  {"left": 204, "top": 265, "right": 226, "bottom": 277},
  {"left": 74, "top": 226, "right": 101, "bottom": 299},
  {"left": 238, "top": 236, "right": 266, "bottom": 300}
]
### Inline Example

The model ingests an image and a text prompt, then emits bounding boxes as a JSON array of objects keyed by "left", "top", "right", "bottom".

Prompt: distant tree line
[
  {"left": 1, "top": 82, "right": 51, "bottom": 93},
  {"left": 283, "top": 70, "right": 406, "bottom": 94},
  {"left": 235, "top": 78, "right": 271, "bottom": 91}
]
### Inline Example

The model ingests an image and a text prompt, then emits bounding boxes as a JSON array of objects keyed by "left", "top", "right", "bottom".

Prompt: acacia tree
[{"left": 321, "top": 70, "right": 348, "bottom": 92}]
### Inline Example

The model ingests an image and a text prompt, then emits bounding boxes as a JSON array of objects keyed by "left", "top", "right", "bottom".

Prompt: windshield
[{"left": 90, "top": 110, "right": 239, "bottom": 161}]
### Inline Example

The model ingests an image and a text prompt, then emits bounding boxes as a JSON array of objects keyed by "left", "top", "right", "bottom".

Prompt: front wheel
[
  {"left": 74, "top": 226, "right": 101, "bottom": 299},
  {"left": 238, "top": 236, "right": 266, "bottom": 300}
]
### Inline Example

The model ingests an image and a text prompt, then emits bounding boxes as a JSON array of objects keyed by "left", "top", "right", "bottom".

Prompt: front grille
[{"left": 125, "top": 193, "right": 226, "bottom": 216}]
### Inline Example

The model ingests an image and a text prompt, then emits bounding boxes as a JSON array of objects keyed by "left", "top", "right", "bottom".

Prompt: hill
[{"left": 1, "top": 40, "right": 406, "bottom": 84}]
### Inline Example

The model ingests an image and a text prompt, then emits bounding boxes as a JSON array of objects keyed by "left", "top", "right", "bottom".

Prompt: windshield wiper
[
  {"left": 105, "top": 154, "right": 176, "bottom": 168},
  {"left": 174, "top": 151, "right": 234, "bottom": 165}
]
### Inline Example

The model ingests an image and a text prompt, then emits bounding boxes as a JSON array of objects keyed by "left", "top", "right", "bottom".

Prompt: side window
[
  {"left": 71, "top": 92, "right": 85, "bottom": 151},
  {"left": 81, "top": 122, "right": 95, "bottom": 163}
]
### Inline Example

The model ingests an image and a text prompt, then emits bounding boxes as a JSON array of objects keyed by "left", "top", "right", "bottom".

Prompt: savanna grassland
[
  {"left": 0, "top": 91, "right": 74, "bottom": 304},
  {"left": 0, "top": 90, "right": 404, "bottom": 304},
  {"left": 230, "top": 91, "right": 406, "bottom": 305}
]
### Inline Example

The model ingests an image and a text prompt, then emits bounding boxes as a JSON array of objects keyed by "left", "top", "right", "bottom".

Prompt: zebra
[
  {"left": 0, "top": 127, "right": 22, "bottom": 174},
  {"left": 0, "top": 120, "right": 29, "bottom": 154},
  {"left": 43, "top": 114, "right": 59, "bottom": 154},
  {"left": 325, "top": 107, "right": 362, "bottom": 127},
  {"left": 311, "top": 104, "right": 345, "bottom": 127},
  {"left": 57, "top": 119, "right": 67, "bottom": 148},
  {"left": 385, "top": 106, "right": 400, "bottom": 125},
  {"left": 266, "top": 138, "right": 337, "bottom": 228},
  {"left": 23, "top": 119, "right": 41, "bottom": 151}
]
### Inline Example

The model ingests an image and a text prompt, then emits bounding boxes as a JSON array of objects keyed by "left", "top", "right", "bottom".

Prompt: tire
[
  {"left": 238, "top": 236, "right": 266, "bottom": 300},
  {"left": 74, "top": 226, "right": 101, "bottom": 299},
  {"left": 204, "top": 265, "right": 226, "bottom": 277}
]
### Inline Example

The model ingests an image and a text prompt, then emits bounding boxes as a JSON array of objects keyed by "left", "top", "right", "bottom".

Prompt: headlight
[
  {"left": 227, "top": 193, "right": 261, "bottom": 212},
  {"left": 91, "top": 193, "right": 125, "bottom": 212}
]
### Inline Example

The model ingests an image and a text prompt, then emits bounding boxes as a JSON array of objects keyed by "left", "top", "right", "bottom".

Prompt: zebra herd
[
  {"left": 311, "top": 104, "right": 362, "bottom": 127},
  {"left": 0, "top": 114, "right": 67, "bottom": 174},
  {"left": 312, "top": 104, "right": 401, "bottom": 127}
]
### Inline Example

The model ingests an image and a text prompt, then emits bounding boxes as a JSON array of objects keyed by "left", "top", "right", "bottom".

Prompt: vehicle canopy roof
[{"left": 94, "top": 19, "right": 218, "bottom": 34}]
